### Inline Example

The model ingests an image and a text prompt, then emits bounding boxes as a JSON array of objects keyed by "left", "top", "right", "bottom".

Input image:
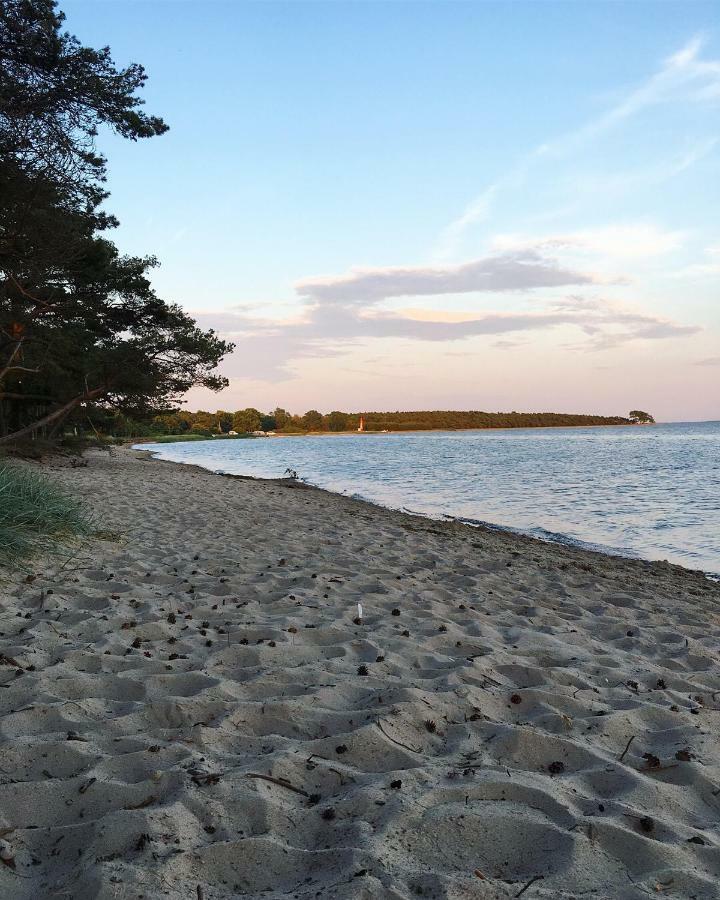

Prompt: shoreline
[
  {"left": 133, "top": 420, "right": 658, "bottom": 445},
  {"left": 3, "top": 446, "right": 719, "bottom": 898},
  {"left": 136, "top": 444, "right": 717, "bottom": 582}
]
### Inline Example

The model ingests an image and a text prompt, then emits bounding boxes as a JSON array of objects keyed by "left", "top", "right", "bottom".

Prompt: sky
[{"left": 63, "top": 0, "right": 720, "bottom": 421}]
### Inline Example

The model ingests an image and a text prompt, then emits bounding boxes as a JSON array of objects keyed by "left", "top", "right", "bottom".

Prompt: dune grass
[
  {"left": 136, "top": 433, "right": 255, "bottom": 444},
  {"left": 0, "top": 463, "right": 92, "bottom": 570}
]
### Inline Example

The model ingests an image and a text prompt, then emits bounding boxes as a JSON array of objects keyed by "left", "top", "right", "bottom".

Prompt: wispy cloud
[
  {"left": 670, "top": 244, "right": 720, "bottom": 278},
  {"left": 491, "top": 224, "right": 686, "bottom": 261},
  {"left": 694, "top": 356, "right": 720, "bottom": 366},
  {"left": 437, "top": 37, "right": 720, "bottom": 257}
]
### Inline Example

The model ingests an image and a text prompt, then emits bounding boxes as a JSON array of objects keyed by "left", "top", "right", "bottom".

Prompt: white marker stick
[{"left": 357, "top": 603, "right": 363, "bottom": 622}]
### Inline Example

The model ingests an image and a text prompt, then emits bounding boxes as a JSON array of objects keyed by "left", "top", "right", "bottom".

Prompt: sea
[{"left": 138, "top": 421, "right": 720, "bottom": 577}]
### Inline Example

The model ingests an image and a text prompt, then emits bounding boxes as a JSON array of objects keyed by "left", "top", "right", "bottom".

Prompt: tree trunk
[{"left": 0, "top": 386, "right": 106, "bottom": 445}]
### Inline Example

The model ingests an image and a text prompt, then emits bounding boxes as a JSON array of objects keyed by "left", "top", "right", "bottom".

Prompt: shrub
[{"left": 0, "top": 464, "right": 91, "bottom": 569}]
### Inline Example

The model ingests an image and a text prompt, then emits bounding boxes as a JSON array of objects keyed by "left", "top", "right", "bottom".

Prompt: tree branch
[{"left": 0, "top": 384, "right": 107, "bottom": 445}]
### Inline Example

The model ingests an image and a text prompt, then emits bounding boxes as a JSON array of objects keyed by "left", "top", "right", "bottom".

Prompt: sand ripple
[{"left": 0, "top": 448, "right": 718, "bottom": 898}]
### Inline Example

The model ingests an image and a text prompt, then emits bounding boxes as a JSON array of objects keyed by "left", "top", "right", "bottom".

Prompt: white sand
[{"left": 1, "top": 446, "right": 719, "bottom": 899}]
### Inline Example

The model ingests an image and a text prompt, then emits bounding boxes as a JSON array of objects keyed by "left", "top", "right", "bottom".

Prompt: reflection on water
[{"left": 139, "top": 421, "right": 720, "bottom": 575}]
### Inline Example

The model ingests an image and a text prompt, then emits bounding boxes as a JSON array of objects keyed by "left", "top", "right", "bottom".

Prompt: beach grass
[
  {"left": 0, "top": 463, "right": 92, "bottom": 569},
  {"left": 137, "top": 433, "right": 255, "bottom": 443}
]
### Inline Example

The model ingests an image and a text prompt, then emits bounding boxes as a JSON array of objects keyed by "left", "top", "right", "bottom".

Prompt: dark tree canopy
[
  {"left": 148, "top": 407, "right": 635, "bottom": 439},
  {"left": 628, "top": 410, "right": 655, "bottom": 424},
  {"left": 0, "top": 0, "right": 233, "bottom": 443}
]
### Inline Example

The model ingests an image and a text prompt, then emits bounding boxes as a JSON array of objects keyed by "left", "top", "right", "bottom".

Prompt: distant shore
[{"left": 133, "top": 420, "right": 651, "bottom": 445}]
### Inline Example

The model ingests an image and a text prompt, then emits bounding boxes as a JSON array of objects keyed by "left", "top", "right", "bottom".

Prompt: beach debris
[
  {"left": 391, "top": 608, "right": 401, "bottom": 617},
  {"left": 675, "top": 749, "right": 694, "bottom": 761},
  {"left": 642, "top": 752, "right": 661, "bottom": 769},
  {"left": 515, "top": 874, "right": 544, "bottom": 897},
  {"left": 624, "top": 812, "right": 655, "bottom": 834},
  {"left": 619, "top": 735, "right": 635, "bottom": 762},
  {"left": 190, "top": 770, "right": 222, "bottom": 786},
  {"left": 687, "top": 835, "right": 706, "bottom": 845},
  {"left": 390, "top": 779, "right": 402, "bottom": 789},
  {"left": 510, "top": 694, "right": 522, "bottom": 705},
  {"left": 134, "top": 833, "right": 151, "bottom": 852},
  {"left": 548, "top": 761, "right": 565, "bottom": 776},
  {"left": 656, "top": 678, "right": 667, "bottom": 689},
  {"left": 66, "top": 730, "right": 87, "bottom": 742},
  {"left": 321, "top": 807, "right": 336, "bottom": 820},
  {"left": 79, "top": 777, "right": 96, "bottom": 794},
  {"left": 0, "top": 654, "right": 23, "bottom": 669},
  {"left": 357, "top": 665, "right": 369, "bottom": 676},
  {"left": 376, "top": 720, "right": 421, "bottom": 754},
  {"left": 424, "top": 720, "right": 437, "bottom": 733},
  {"left": 335, "top": 744, "right": 348, "bottom": 754},
  {"left": 124, "top": 796, "right": 156, "bottom": 810},
  {"left": 245, "top": 773, "right": 308, "bottom": 797},
  {"left": 0, "top": 838, "right": 16, "bottom": 869}
]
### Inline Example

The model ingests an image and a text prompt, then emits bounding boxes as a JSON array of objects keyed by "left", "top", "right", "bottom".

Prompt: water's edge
[{"left": 134, "top": 445, "right": 716, "bottom": 582}]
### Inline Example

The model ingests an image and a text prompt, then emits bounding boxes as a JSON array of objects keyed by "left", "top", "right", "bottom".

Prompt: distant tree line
[{"left": 135, "top": 407, "right": 640, "bottom": 438}]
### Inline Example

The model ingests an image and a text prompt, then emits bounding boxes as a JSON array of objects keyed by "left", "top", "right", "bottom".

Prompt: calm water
[{"left": 139, "top": 422, "right": 720, "bottom": 576}]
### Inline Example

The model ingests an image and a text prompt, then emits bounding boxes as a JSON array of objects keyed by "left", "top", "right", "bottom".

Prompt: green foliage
[
  {"left": 326, "top": 411, "right": 349, "bottom": 432},
  {"left": 138, "top": 433, "right": 252, "bottom": 444},
  {"left": 302, "top": 409, "right": 323, "bottom": 431},
  {"left": 121, "top": 407, "right": 634, "bottom": 439},
  {"left": 0, "top": 0, "right": 233, "bottom": 446},
  {"left": 351, "top": 410, "right": 632, "bottom": 430},
  {"left": 233, "top": 408, "right": 262, "bottom": 433},
  {"left": 0, "top": 463, "right": 91, "bottom": 569},
  {"left": 628, "top": 410, "right": 655, "bottom": 424}
]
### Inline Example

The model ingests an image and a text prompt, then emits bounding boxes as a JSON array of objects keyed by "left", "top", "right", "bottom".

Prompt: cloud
[
  {"left": 491, "top": 224, "right": 685, "bottom": 261},
  {"left": 694, "top": 356, "right": 720, "bottom": 366},
  {"left": 295, "top": 249, "right": 596, "bottom": 304},
  {"left": 196, "top": 292, "right": 700, "bottom": 382},
  {"left": 670, "top": 244, "right": 720, "bottom": 279},
  {"left": 438, "top": 37, "right": 720, "bottom": 256}
]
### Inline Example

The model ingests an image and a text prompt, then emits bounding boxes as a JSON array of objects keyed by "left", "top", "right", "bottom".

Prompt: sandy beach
[{"left": 1, "top": 447, "right": 719, "bottom": 899}]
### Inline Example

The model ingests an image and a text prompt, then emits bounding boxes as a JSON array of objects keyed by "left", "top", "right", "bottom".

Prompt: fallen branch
[
  {"left": 376, "top": 719, "right": 422, "bottom": 754},
  {"left": 515, "top": 874, "right": 544, "bottom": 897},
  {"left": 619, "top": 735, "right": 635, "bottom": 762},
  {"left": 245, "top": 773, "right": 308, "bottom": 797}
]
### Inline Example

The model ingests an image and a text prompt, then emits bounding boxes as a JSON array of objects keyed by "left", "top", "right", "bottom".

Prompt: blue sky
[{"left": 64, "top": 1, "right": 719, "bottom": 419}]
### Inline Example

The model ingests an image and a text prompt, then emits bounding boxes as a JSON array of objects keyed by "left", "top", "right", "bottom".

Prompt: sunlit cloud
[
  {"left": 194, "top": 291, "right": 700, "bottom": 383},
  {"left": 491, "top": 224, "right": 686, "bottom": 260}
]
